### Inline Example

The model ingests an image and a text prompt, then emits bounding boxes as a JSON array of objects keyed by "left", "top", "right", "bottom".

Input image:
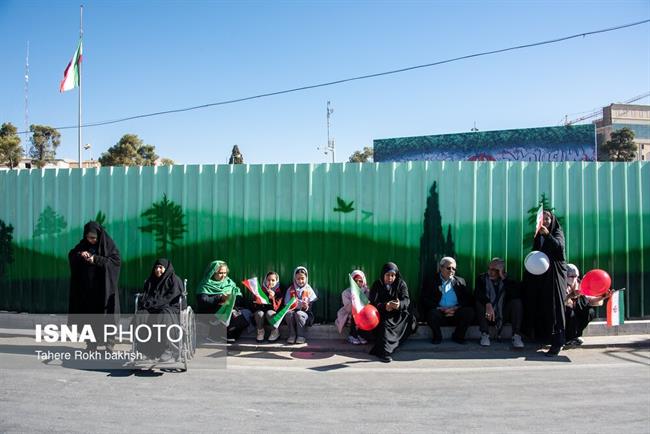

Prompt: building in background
[
  {"left": 0, "top": 158, "right": 100, "bottom": 170},
  {"left": 373, "top": 124, "right": 596, "bottom": 162},
  {"left": 594, "top": 104, "right": 650, "bottom": 161}
]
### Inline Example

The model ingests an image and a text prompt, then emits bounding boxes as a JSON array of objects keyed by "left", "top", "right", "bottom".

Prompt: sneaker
[
  {"left": 545, "top": 345, "right": 561, "bottom": 357},
  {"left": 347, "top": 335, "right": 361, "bottom": 345},
  {"left": 256, "top": 329, "right": 265, "bottom": 342},
  {"left": 377, "top": 354, "right": 392, "bottom": 363},
  {"left": 286, "top": 336, "right": 296, "bottom": 344},
  {"left": 295, "top": 336, "right": 306, "bottom": 344},
  {"left": 357, "top": 336, "right": 368, "bottom": 345},
  {"left": 268, "top": 328, "right": 280, "bottom": 342},
  {"left": 512, "top": 334, "right": 524, "bottom": 349},
  {"left": 480, "top": 333, "right": 491, "bottom": 347},
  {"left": 575, "top": 337, "right": 584, "bottom": 346}
]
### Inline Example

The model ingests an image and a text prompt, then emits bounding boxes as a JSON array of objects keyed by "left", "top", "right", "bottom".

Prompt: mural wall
[
  {"left": 374, "top": 124, "right": 596, "bottom": 162},
  {"left": 0, "top": 161, "right": 648, "bottom": 321}
]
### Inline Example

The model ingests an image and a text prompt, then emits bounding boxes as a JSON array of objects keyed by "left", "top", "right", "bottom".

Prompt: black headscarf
[
  {"left": 140, "top": 258, "right": 183, "bottom": 312},
  {"left": 68, "top": 221, "right": 121, "bottom": 315},
  {"left": 369, "top": 262, "right": 409, "bottom": 309}
]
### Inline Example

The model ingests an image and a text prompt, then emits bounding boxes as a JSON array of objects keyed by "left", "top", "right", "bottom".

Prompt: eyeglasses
[
  {"left": 445, "top": 267, "right": 456, "bottom": 271},
  {"left": 567, "top": 275, "right": 578, "bottom": 278}
]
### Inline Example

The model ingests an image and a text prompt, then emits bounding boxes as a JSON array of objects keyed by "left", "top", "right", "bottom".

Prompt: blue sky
[{"left": 1, "top": 0, "right": 649, "bottom": 164}]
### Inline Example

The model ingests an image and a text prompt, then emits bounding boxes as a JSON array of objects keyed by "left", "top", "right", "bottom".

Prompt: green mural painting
[
  {"left": 33, "top": 206, "right": 67, "bottom": 239},
  {"left": 0, "top": 162, "right": 648, "bottom": 320},
  {"left": 0, "top": 219, "right": 14, "bottom": 279},
  {"left": 523, "top": 193, "right": 563, "bottom": 247},
  {"left": 419, "top": 181, "right": 456, "bottom": 284},
  {"left": 94, "top": 211, "right": 107, "bottom": 227},
  {"left": 139, "top": 193, "right": 187, "bottom": 256}
]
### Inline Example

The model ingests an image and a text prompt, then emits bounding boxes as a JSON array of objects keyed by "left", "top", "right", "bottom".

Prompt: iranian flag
[
  {"left": 214, "top": 290, "right": 236, "bottom": 326},
  {"left": 349, "top": 273, "right": 369, "bottom": 315},
  {"left": 269, "top": 296, "right": 297, "bottom": 328},
  {"left": 607, "top": 290, "right": 625, "bottom": 327},
  {"left": 534, "top": 204, "right": 544, "bottom": 237},
  {"left": 242, "top": 277, "right": 270, "bottom": 305},
  {"left": 60, "top": 39, "right": 82, "bottom": 92}
]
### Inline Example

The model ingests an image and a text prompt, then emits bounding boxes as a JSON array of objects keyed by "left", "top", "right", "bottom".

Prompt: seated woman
[
  {"left": 564, "top": 263, "right": 611, "bottom": 346},
  {"left": 369, "top": 262, "right": 415, "bottom": 363},
  {"left": 196, "top": 260, "right": 250, "bottom": 342},
  {"left": 284, "top": 266, "right": 318, "bottom": 344},
  {"left": 335, "top": 269, "right": 370, "bottom": 345},
  {"left": 252, "top": 271, "right": 284, "bottom": 342},
  {"left": 136, "top": 258, "right": 183, "bottom": 362}
]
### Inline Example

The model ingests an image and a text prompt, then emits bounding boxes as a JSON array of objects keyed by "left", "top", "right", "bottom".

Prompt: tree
[
  {"left": 0, "top": 219, "right": 14, "bottom": 279},
  {"left": 159, "top": 158, "right": 175, "bottom": 166},
  {"left": 348, "top": 146, "right": 374, "bottom": 163},
  {"left": 140, "top": 193, "right": 187, "bottom": 256},
  {"left": 29, "top": 124, "right": 60, "bottom": 168},
  {"left": 0, "top": 123, "right": 23, "bottom": 169},
  {"left": 99, "top": 134, "right": 159, "bottom": 166},
  {"left": 228, "top": 145, "right": 244, "bottom": 164},
  {"left": 419, "top": 181, "right": 455, "bottom": 284},
  {"left": 33, "top": 206, "right": 67, "bottom": 238},
  {"left": 599, "top": 128, "right": 638, "bottom": 162},
  {"left": 523, "top": 193, "right": 563, "bottom": 247}
]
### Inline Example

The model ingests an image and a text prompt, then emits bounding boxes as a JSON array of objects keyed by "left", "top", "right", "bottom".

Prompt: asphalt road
[{"left": 1, "top": 336, "right": 649, "bottom": 433}]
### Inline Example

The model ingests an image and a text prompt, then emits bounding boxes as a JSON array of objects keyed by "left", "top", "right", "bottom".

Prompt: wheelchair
[{"left": 130, "top": 278, "right": 196, "bottom": 371}]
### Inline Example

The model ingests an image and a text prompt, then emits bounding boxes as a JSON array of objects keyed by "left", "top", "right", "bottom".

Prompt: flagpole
[{"left": 78, "top": 5, "right": 83, "bottom": 167}]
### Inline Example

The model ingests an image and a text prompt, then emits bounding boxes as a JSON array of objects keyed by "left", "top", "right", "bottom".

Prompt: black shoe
[
  {"left": 377, "top": 354, "right": 392, "bottom": 363},
  {"left": 431, "top": 337, "right": 442, "bottom": 345},
  {"left": 158, "top": 350, "right": 173, "bottom": 362},
  {"left": 545, "top": 345, "right": 561, "bottom": 357},
  {"left": 451, "top": 335, "right": 466, "bottom": 345}
]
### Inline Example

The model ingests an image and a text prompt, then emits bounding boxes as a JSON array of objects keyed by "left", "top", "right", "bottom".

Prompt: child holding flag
[
  {"left": 196, "top": 260, "right": 250, "bottom": 342},
  {"left": 248, "top": 271, "right": 284, "bottom": 342},
  {"left": 284, "top": 266, "right": 318, "bottom": 344},
  {"left": 335, "top": 269, "right": 370, "bottom": 345}
]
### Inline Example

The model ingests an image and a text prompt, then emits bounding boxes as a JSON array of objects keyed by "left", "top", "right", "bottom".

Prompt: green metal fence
[{"left": 0, "top": 161, "right": 648, "bottom": 321}]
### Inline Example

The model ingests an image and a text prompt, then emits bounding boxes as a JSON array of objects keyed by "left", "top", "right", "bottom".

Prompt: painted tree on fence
[
  {"left": 0, "top": 219, "right": 14, "bottom": 278},
  {"left": 33, "top": 206, "right": 67, "bottom": 238},
  {"left": 419, "top": 181, "right": 455, "bottom": 284},
  {"left": 139, "top": 193, "right": 187, "bottom": 256}
]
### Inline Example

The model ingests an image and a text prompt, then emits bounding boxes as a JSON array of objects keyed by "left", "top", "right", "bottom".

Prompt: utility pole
[
  {"left": 318, "top": 101, "right": 336, "bottom": 162},
  {"left": 24, "top": 41, "right": 29, "bottom": 135}
]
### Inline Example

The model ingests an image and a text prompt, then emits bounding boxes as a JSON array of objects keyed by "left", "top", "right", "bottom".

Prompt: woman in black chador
[
  {"left": 136, "top": 258, "right": 184, "bottom": 361},
  {"left": 68, "top": 221, "right": 121, "bottom": 351},
  {"left": 529, "top": 210, "right": 568, "bottom": 356},
  {"left": 368, "top": 262, "right": 415, "bottom": 363}
]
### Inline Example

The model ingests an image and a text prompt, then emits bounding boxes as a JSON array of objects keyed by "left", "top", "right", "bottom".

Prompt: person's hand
[
  {"left": 80, "top": 251, "right": 91, "bottom": 259},
  {"left": 565, "top": 298, "right": 574, "bottom": 308},
  {"left": 385, "top": 302, "right": 395, "bottom": 312},
  {"left": 499, "top": 269, "right": 507, "bottom": 280},
  {"left": 538, "top": 226, "right": 549, "bottom": 236},
  {"left": 445, "top": 306, "right": 458, "bottom": 317},
  {"left": 301, "top": 300, "right": 310, "bottom": 311},
  {"left": 221, "top": 294, "right": 229, "bottom": 303},
  {"left": 268, "top": 290, "right": 275, "bottom": 298},
  {"left": 485, "top": 303, "right": 495, "bottom": 321}
]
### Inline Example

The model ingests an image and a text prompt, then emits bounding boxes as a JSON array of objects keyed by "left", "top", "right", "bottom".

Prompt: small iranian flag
[
  {"left": 60, "top": 39, "right": 83, "bottom": 92},
  {"left": 349, "top": 273, "right": 369, "bottom": 315},
  {"left": 534, "top": 204, "right": 544, "bottom": 237},
  {"left": 214, "top": 290, "right": 236, "bottom": 326},
  {"left": 242, "top": 277, "right": 270, "bottom": 305},
  {"left": 607, "top": 290, "right": 625, "bottom": 327},
  {"left": 269, "top": 296, "right": 296, "bottom": 328}
]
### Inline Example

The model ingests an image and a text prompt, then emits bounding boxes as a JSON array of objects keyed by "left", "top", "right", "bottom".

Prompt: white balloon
[{"left": 525, "top": 251, "right": 550, "bottom": 275}]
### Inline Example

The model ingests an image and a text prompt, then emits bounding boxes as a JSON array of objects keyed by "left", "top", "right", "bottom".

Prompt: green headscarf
[{"left": 196, "top": 260, "right": 241, "bottom": 296}]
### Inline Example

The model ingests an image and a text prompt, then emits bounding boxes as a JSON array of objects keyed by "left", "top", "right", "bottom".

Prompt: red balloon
[
  {"left": 354, "top": 304, "right": 380, "bottom": 331},
  {"left": 580, "top": 269, "right": 611, "bottom": 297}
]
